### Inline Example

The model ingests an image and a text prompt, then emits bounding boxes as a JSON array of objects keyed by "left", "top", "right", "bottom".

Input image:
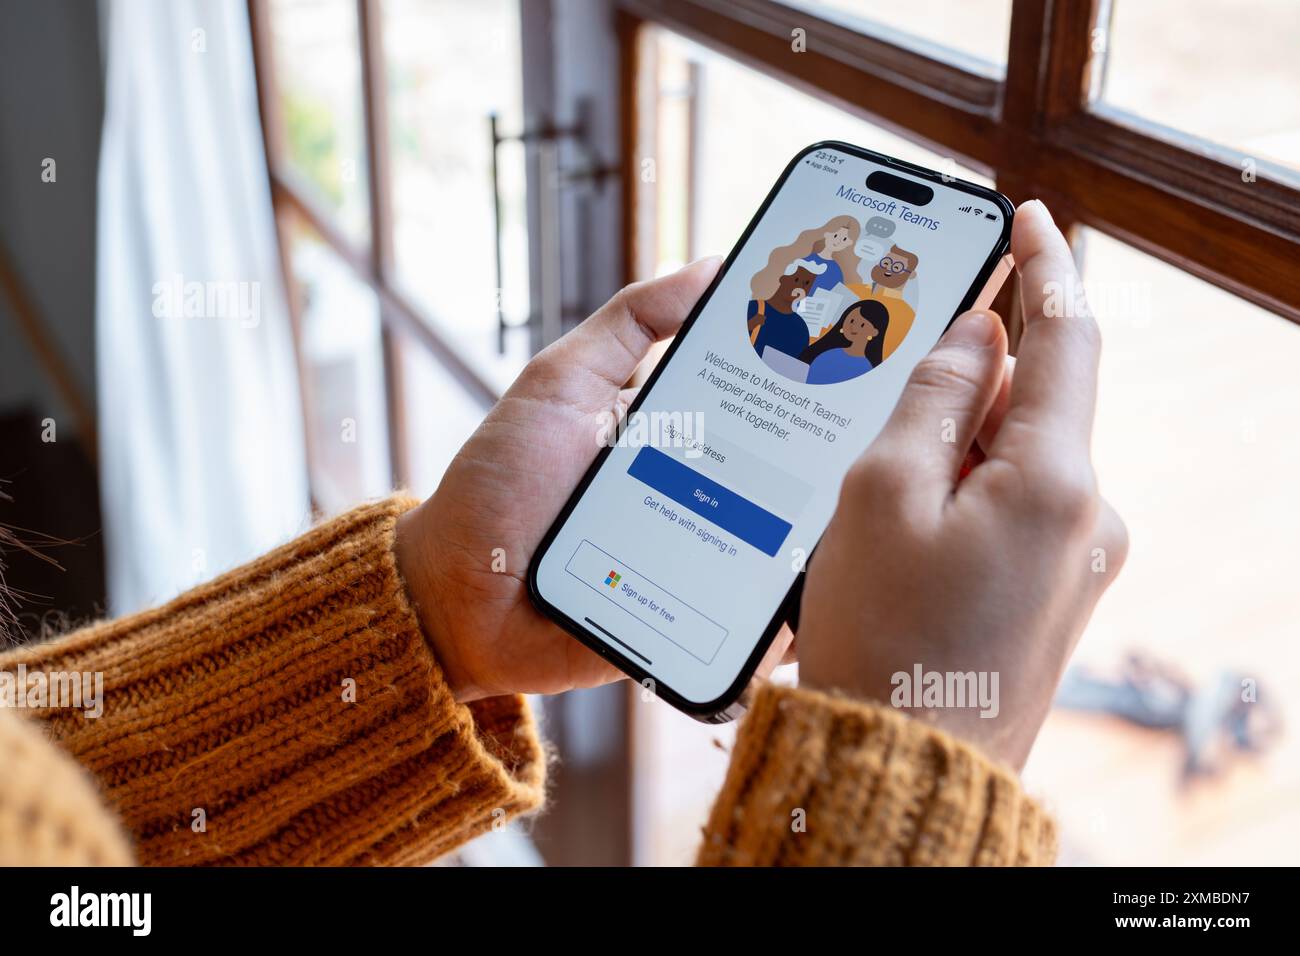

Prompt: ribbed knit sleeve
[
  {"left": 697, "top": 683, "right": 1056, "bottom": 866},
  {"left": 0, "top": 497, "right": 545, "bottom": 866}
]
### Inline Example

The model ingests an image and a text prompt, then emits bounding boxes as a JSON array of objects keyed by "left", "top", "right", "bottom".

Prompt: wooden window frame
[
  {"left": 247, "top": 0, "right": 506, "bottom": 498},
  {"left": 248, "top": 0, "right": 1300, "bottom": 493},
  {"left": 247, "top": 0, "right": 634, "bottom": 867},
  {"left": 244, "top": 0, "right": 1298, "bottom": 866},
  {"left": 616, "top": 0, "right": 1300, "bottom": 329},
  {"left": 616, "top": 0, "right": 1300, "bottom": 863}
]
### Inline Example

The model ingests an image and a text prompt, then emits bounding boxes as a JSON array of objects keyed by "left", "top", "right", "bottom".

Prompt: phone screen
[{"left": 530, "top": 142, "right": 1011, "bottom": 714}]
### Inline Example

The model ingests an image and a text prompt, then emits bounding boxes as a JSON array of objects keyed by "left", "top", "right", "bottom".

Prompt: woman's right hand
[{"left": 797, "top": 200, "right": 1128, "bottom": 770}]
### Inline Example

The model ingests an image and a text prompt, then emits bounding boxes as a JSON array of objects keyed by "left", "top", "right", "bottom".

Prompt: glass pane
[
  {"left": 286, "top": 216, "right": 392, "bottom": 512},
  {"left": 383, "top": 0, "right": 530, "bottom": 394},
  {"left": 646, "top": 28, "right": 991, "bottom": 280},
  {"left": 632, "top": 27, "right": 986, "bottom": 863},
  {"left": 268, "top": 0, "right": 370, "bottom": 243},
  {"left": 398, "top": 333, "right": 490, "bottom": 498},
  {"left": 1023, "top": 228, "right": 1300, "bottom": 865},
  {"left": 653, "top": 48, "right": 694, "bottom": 270},
  {"left": 792, "top": 0, "right": 1011, "bottom": 68},
  {"left": 1100, "top": 0, "right": 1300, "bottom": 173}
]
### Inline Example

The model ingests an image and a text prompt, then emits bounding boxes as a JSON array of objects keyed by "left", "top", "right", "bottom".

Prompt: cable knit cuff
[
  {"left": 0, "top": 496, "right": 545, "bottom": 866},
  {"left": 698, "top": 683, "right": 1056, "bottom": 866}
]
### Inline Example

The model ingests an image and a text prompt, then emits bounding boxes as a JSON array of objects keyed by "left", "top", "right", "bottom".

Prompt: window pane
[
  {"left": 653, "top": 47, "right": 694, "bottom": 270},
  {"left": 383, "top": 0, "right": 531, "bottom": 394},
  {"left": 791, "top": 0, "right": 1011, "bottom": 68},
  {"left": 398, "top": 333, "right": 490, "bottom": 498},
  {"left": 1023, "top": 228, "right": 1300, "bottom": 865},
  {"left": 646, "top": 28, "right": 991, "bottom": 280},
  {"left": 632, "top": 27, "right": 986, "bottom": 863},
  {"left": 286, "top": 216, "right": 392, "bottom": 511},
  {"left": 268, "top": 0, "right": 370, "bottom": 243},
  {"left": 1100, "top": 0, "right": 1300, "bottom": 173}
]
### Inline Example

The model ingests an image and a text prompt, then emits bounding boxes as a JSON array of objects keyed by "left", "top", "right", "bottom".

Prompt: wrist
[
  {"left": 798, "top": 669, "right": 1034, "bottom": 771},
  {"left": 394, "top": 503, "right": 474, "bottom": 701}
]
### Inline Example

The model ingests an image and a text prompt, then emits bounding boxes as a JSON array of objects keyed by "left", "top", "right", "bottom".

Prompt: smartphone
[{"left": 528, "top": 141, "right": 1014, "bottom": 722}]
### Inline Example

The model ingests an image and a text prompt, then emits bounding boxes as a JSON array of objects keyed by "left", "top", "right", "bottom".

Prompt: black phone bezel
[{"left": 526, "top": 140, "right": 1015, "bottom": 721}]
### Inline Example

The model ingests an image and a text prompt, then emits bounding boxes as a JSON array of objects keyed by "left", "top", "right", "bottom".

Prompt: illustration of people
[
  {"left": 804, "top": 223, "right": 856, "bottom": 296},
  {"left": 749, "top": 214, "right": 864, "bottom": 307},
  {"left": 747, "top": 258, "right": 823, "bottom": 361},
  {"left": 844, "top": 243, "right": 919, "bottom": 361},
  {"left": 799, "top": 299, "right": 890, "bottom": 385}
]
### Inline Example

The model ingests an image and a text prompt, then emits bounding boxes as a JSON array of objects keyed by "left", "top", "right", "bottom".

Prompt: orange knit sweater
[{"left": 0, "top": 497, "right": 1055, "bottom": 866}]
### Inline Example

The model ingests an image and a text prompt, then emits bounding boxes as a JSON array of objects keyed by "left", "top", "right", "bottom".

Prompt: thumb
[
  {"left": 543, "top": 256, "right": 721, "bottom": 390},
  {"left": 869, "top": 310, "right": 1008, "bottom": 493}
]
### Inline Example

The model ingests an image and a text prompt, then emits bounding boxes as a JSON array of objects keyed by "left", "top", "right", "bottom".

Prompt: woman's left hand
[{"left": 395, "top": 258, "right": 795, "bottom": 702}]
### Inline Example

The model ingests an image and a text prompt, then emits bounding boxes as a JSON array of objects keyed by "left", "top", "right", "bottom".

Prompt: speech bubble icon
[
  {"left": 864, "top": 215, "right": 895, "bottom": 239},
  {"left": 854, "top": 216, "right": 896, "bottom": 264}
]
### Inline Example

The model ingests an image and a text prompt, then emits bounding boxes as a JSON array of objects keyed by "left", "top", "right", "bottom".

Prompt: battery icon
[{"left": 984, "top": 212, "right": 998, "bottom": 220}]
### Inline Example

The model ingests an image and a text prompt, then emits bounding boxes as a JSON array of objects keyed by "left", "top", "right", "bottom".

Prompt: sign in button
[
  {"left": 565, "top": 539, "right": 728, "bottom": 664},
  {"left": 627, "top": 446, "right": 792, "bottom": 556}
]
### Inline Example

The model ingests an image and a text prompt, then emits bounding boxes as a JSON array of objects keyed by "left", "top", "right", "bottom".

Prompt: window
[
  {"left": 382, "top": 0, "right": 532, "bottom": 391},
  {"left": 1099, "top": 0, "right": 1300, "bottom": 174},
  {"left": 1025, "top": 228, "right": 1300, "bottom": 864},
  {"left": 268, "top": 0, "right": 370, "bottom": 243},
  {"left": 249, "top": 0, "right": 1299, "bottom": 865},
  {"left": 250, "top": 0, "right": 630, "bottom": 867},
  {"left": 642, "top": 28, "right": 989, "bottom": 284},
  {"left": 625, "top": 0, "right": 1299, "bottom": 865},
  {"left": 251, "top": 0, "right": 527, "bottom": 507},
  {"left": 286, "top": 215, "right": 392, "bottom": 509},
  {"left": 794, "top": 0, "right": 1013, "bottom": 68},
  {"left": 632, "top": 26, "right": 992, "bottom": 863}
]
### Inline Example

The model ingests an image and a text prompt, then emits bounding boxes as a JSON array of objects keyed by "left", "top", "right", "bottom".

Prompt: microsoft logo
[{"left": 603, "top": 570, "right": 622, "bottom": 588}]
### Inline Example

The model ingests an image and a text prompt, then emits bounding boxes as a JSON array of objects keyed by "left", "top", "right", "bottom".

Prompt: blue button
[{"left": 627, "top": 446, "right": 792, "bottom": 557}]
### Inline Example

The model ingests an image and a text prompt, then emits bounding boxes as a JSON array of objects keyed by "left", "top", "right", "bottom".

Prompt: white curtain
[{"left": 96, "top": 0, "right": 310, "bottom": 614}]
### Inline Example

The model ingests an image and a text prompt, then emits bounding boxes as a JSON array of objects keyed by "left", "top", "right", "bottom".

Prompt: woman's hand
[
  {"left": 797, "top": 201, "right": 1128, "bottom": 769},
  {"left": 395, "top": 259, "right": 727, "bottom": 701}
]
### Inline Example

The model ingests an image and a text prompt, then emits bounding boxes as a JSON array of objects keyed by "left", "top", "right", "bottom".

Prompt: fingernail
[
  {"left": 943, "top": 310, "right": 999, "bottom": 348},
  {"left": 1022, "top": 198, "right": 1054, "bottom": 222}
]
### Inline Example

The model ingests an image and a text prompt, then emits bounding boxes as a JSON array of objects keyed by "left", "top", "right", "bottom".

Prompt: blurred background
[{"left": 1, "top": 0, "right": 1297, "bottom": 865}]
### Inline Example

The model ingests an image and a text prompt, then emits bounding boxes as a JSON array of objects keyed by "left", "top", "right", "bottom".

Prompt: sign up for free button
[{"left": 565, "top": 539, "right": 728, "bottom": 664}]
